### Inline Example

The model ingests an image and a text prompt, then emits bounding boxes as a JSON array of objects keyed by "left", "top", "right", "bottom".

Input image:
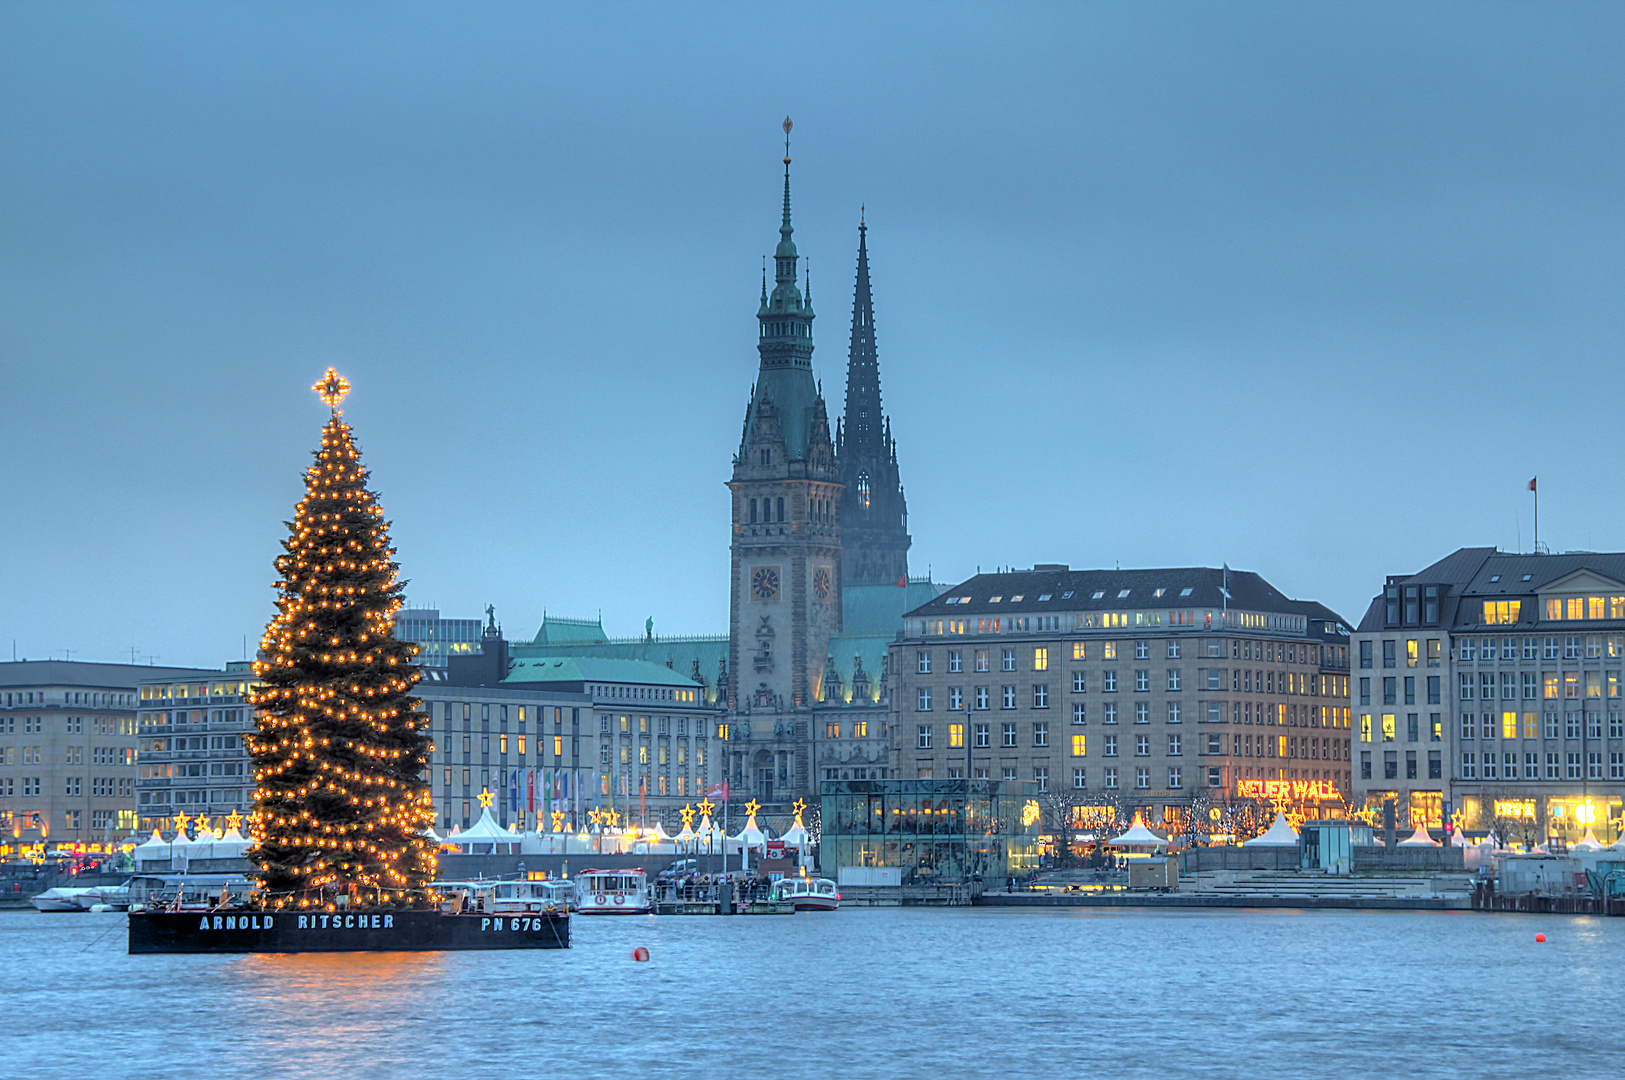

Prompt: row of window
[
  {"left": 917, "top": 637, "right": 1337, "bottom": 674},
  {"left": 1459, "top": 751, "right": 1625, "bottom": 780},
  {"left": 1359, "top": 749, "right": 1444, "bottom": 781},
  {"left": 1458, "top": 711, "right": 1625, "bottom": 741},
  {"left": 1362, "top": 635, "right": 1625, "bottom": 668},
  {"left": 1459, "top": 670, "right": 1620, "bottom": 701},
  {"left": 0, "top": 775, "right": 136, "bottom": 797},
  {"left": 1, "top": 691, "right": 136, "bottom": 708}
]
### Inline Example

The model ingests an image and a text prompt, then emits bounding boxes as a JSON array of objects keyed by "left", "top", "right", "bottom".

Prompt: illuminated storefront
[{"left": 821, "top": 778, "right": 1038, "bottom": 884}]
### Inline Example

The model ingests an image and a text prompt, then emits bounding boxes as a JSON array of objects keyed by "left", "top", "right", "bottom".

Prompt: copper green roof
[{"left": 504, "top": 656, "right": 708, "bottom": 690}]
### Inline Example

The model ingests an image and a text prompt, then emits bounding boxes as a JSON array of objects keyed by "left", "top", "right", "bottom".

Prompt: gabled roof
[{"left": 531, "top": 615, "right": 610, "bottom": 646}]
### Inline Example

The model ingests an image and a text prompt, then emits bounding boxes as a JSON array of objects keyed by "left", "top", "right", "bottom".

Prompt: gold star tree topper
[
  {"left": 313, "top": 367, "right": 351, "bottom": 411},
  {"left": 477, "top": 787, "right": 494, "bottom": 808}
]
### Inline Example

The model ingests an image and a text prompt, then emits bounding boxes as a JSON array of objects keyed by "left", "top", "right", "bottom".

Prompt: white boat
[
  {"left": 771, "top": 877, "right": 840, "bottom": 912},
  {"left": 433, "top": 879, "right": 573, "bottom": 915},
  {"left": 30, "top": 887, "right": 97, "bottom": 912},
  {"left": 574, "top": 869, "right": 652, "bottom": 915},
  {"left": 73, "top": 882, "right": 134, "bottom": 911}
]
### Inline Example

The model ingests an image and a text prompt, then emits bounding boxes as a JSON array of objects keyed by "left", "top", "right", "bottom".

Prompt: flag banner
[
  {"left": 706, "top": 781, "right": 729, "bottom": 801},
  {"left": 526, "top": 769, "right": 535, "bottom": 814},
  {"left": 1529, "top": 477, "right": 1537, "bottom": 492}
]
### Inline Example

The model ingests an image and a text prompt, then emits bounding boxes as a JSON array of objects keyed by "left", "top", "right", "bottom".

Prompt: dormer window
[
  {"left": 1154, "top": 588, "right": 1165, "bottom": 598},
  {"left": 1180, "top": 587, "right": 1193, "bottom": 597},
  {"left": 1038, "top": 594, "right": 1052, "bottom": 602},
  {"left": 1092, "top": 591, "right": 1105, "bottom": 599},
  {"left": 1118, "top": 589, "right": 1131, "bottom": 599},
  {"left": 760, "top": 449, "right": 771, "bottom": 466}
]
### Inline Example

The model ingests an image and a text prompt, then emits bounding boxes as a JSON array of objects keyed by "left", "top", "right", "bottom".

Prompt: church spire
[
  {"left": 842, "top": 214, "right": 882, "bottom": 455},
  {"left": 837, "top": 213, "right": 911, "bottom": 586}
]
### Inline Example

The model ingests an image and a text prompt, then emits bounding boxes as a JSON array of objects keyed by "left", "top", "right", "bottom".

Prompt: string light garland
[{"left": 245, "top": 370, "right": 435, "bottom": 907}]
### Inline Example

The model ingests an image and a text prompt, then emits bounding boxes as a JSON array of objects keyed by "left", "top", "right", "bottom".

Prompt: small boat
[
  {"left": 31, "top": 887, "right": 97, "bottom": 912},
  {"left": 125, "top": 873, "right": 256, "bottom": 912},
  {"left": 433, "top": 879, "right": 574, "bottom": 915},
  {"left": 770, "top": 877, "right": 840, "bottom": 912},
  {"left": 74, "top": 881, "right": 134, "bottom": 911},
  {"left": 574, "top": 869, "right": 652, "bottom": 915}
]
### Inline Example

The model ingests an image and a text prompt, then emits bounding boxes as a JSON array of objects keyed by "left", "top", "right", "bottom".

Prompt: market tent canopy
[
  {"left": 447, "top": 808, "right": 520, "bottom": 851},
  {"left": 1571, "top": 828, "right": 1605, "bottom": 852},
  {"left": 1397, "top": 822, "right": 1440, "bottom": 846},
  {"left": 1108, "top": 815, "right": 1167, "bottom": 848},
  {"left": 1243, "top": 812, "right": 1300, "bottom": 847}
]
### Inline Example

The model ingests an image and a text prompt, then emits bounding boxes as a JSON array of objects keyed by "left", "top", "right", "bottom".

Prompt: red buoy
[
  {"left": 1535, "top": 933, "right": 1546, "bottom": 943},
  {"left": 631, "top": 947, "right": 650, "bottom": 961}
]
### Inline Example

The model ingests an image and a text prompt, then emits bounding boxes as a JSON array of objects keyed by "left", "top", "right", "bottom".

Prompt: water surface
[{"left": 5, "top": 906, "right": 1620, "bottom": 1078}]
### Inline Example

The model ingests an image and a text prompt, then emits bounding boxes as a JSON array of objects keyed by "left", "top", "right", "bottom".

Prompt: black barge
[{"left": 128, "top": 908, "right": 569, "bottom": 953}]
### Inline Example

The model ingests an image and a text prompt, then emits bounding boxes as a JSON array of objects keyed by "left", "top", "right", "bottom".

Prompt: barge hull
[{"left": 128, "top": 909, "right": 569, "bottom": 953}]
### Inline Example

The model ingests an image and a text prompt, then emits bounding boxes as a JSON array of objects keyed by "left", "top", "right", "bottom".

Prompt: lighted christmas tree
[{"left": 246, "top": 369, "right": 436, "bottom": 905}]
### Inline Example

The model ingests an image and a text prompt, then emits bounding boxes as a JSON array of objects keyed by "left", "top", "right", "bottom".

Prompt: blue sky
[{"left": 2, "top": 3, "right": 1622, "bottom": 667}]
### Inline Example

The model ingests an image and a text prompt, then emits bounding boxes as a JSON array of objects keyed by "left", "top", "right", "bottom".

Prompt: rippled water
[{"left": 6, "top": 906, "right": 1623, "bottom": 1078}]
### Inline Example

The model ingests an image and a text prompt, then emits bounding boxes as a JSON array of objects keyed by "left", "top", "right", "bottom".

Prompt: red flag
[
  {"left": 1528, "top": 477, "right": 1537, "bottom": 492},
  {"left": 895, "top": 575, "right": 907, "bottom": 588},
  {"left": 706, "top": 781, "right": 729, "bottom": 801}
]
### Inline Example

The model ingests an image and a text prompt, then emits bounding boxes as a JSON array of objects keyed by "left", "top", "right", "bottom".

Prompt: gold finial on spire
[
  {"left": 783, "top": 115, "right": 792, "bottom": 165},
  {"left": 860, "top": 203, "right": 865, "bottom": 227},
  {"left": 312, "top": 367, "right": 351, "bottom": 411}
]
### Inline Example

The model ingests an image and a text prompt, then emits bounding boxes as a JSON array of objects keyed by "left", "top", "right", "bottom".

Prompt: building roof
[
  {"left": 530, "top": 615, "right": 611, "bottom": 646},
  {"left": 0, "top": 659, "right": 219, "bottom": 689},
  {"left": 844, "top": 578, "right": 943, "bottom": 636},
  {"left": 504, "top": 655, "right": 709, "bottom": 690},
  {"left": 909, "top": 566, "right": 1346, "bottom": 629},
  {"left": 1356, "top": 547, "right": 1625, "bottom": 632}
]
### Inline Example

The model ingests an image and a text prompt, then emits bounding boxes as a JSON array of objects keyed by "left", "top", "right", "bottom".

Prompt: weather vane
[
  {"left": 313, "top": 367, "right": 351, "bottom": 412},
  {"left": 783, "top": 116, "right": 792, "bottom": 165}
]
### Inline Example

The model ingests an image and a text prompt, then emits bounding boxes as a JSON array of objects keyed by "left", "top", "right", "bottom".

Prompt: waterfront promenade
[{"left": 4, "top": 906, "right": 1622, "bottom": 1078}]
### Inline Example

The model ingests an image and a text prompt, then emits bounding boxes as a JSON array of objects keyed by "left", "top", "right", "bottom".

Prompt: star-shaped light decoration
[
  {"left": 193, "top": 815, "right": 213, "bottom": 838},
  {"left": 745, "top": 799, "right": 761, "bottom": 818},
  {"left": 680, "top": 804, "right": 695, "bottom": 829},
  {"left": 172, "top": 810, "right": 192, "bottom": 836},
  {"left": 697, "top": 797, "right": 714, "bottom": 818},
  {"left": 551, "top": 811, "right": 565, "bottom": 833},
  {"left": 225, "top": 810, "right": 244, "bottom": 833},
  {"left": 477, "top": 787, "right": 494, "bottom": 809},
  {"left": 604, "top": 809, "right": 620, "bottom": 829},
  {"left": 588, "top": 808, "right": 604, "bottom": 827},
  {"left": 792, "top": 798, "right": 807, "bottom": 820},
  {"left": 312, "top": 367, "right": 351, "bottom": 412}
]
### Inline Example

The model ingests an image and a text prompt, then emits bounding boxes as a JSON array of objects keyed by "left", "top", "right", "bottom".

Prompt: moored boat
[
  {"left": 31, "top": 887, "right": 96, "bottom": 913},
  {"left": 770, "top": 877, "right": 840, "bottom": 912},
  {"left": 434, "top": 879, "right": 574, "bottom": 915},
  {"left": 575, "top": 869, "right": 652, "bottom": 914}
]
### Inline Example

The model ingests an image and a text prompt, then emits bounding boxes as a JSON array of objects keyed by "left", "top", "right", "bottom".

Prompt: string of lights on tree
[{"left": 245, "top": 369, "right": 436, "bottom": 908}]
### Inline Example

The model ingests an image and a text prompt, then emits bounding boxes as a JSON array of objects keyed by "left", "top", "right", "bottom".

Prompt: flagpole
[{"left": 1533, "top": 479, "right": 1539, "bottom": 554}]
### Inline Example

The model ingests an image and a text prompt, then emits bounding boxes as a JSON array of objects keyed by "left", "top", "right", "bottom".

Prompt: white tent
[
  {"left": 1243, "top": 812, "right": 1300, "bottom": 847},
  {"left": 1107, "top": 815, "right": 1167, "bottom": 848},
  {"left": 133, "top": 830, "right": 172, "bottom": 869},
  {"left": 446, "top": 808, "right": 521, "bottom": 854},
  {"left": 674, "top": 821, "right": 696, "bottom": 851},
  {"left": 780, "top": 819, "right": 811, "bottom": 850},
  {"left": 651, "top": 820, "right": 675, "bottom": 843},
  {"left": 422, "top": 825, "right": 445, "bottom": 845},
  {"left": 212, "top": 828, "right": 250, "bottom": 856},
  {"left": 1571, "top": 828, "right": 1605, "bottom": 852},
  {"left": 1397, "top": 822, "right": 1440, "bottom": 846}
]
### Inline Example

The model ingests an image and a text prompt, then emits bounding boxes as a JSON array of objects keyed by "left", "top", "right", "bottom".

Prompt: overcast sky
[{"left": 2, "top": 3, "right": 1622, "bottom": 669}]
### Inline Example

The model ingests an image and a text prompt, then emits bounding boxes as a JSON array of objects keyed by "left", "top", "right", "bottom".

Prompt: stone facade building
[
  {"left": 1351, "top": 547, "right": 1625, "bottom": 842},
  {"left": 890, "top": 566, "right": 1352, "bottom": 831},
  {"left": 0, "top": 659, "right": 213, "bottom": 848}
]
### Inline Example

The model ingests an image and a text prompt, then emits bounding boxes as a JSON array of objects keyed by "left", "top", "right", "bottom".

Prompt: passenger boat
[
  {"left": 125, "top": 874, "right": 256, "bottom": 912},
  {"left": 433, "top": 879, "right": 574, "bottom": 915},
  {"left": 770, "top": 877, "right": 840, "bottom": 912},
  {"left": 30, "top": 886, "right": 96, "bottom": 912},
  {"left": 574, "top": 869, "right": 652, "bottom": 914}
]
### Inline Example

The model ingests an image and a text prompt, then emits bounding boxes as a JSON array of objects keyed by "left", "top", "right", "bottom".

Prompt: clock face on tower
[
  {"left": 812, "top": 566, "right": 832, "bottom": 601},
  {"left": 751, "top": 565, "right": 781, "bottom": 602}
]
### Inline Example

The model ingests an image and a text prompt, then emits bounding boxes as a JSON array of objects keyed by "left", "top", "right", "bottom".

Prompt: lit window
[
  {"left": 1071, "top": 734, "right": 1087, "bottom": 757},
  {"left": 1033, "top": 647, "right": 1048, "bottom": 672}
]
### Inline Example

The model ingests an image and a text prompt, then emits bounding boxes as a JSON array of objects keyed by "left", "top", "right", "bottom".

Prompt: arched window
[
  {"left": 857, "top": 472, "right": 871, "bottom": 509},
  {"left": 749, "top": 498, "right": 757, "bottom": 524},
  {"left": 776, "top": 497, "right": 785, "bottom": 522}
]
